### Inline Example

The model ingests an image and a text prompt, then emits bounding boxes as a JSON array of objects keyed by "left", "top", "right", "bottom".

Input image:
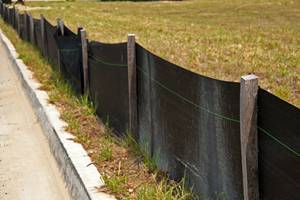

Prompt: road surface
[{"left": 0, "top": 41, "right": 71, "bottom": 199}]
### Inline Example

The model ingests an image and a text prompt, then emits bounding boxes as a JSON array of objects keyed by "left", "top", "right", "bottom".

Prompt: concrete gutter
[{"left": 0, "top": 30, "right": 115, "bottom": 200}]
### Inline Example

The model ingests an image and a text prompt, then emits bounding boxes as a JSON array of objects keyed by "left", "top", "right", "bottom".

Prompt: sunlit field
[{"left": 24, "top": 0, "right": 300, "bottom": 107}]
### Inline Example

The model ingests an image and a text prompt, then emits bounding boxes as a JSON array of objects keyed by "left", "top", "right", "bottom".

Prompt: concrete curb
[{"left": 0, "top": 30, "right": 115, "bottom": 200}]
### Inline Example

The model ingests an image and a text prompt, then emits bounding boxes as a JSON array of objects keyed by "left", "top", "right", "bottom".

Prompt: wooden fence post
[
  {"left": 57, "top": 18, "right": 64, "bottom": 36},
  {"left": 56, "top": 18, "right": 64, "bottom": 72},
  {"left": 40, "top": 14, "right": 45, "bottom": 56},
  {"left": 13, "top": 6, "right": 16, "bottom": 28},
  {"left": 5, "top": 6, "right": 7, "bottom": 21},
  {"left": 12, "top": 6, "right": 14, "bottom": 27},
  {"left": 127, "top": 34, "right": 138, "bottom": 137},
  {"left": 29, "top": 14, "right": 34, "bottom": 44},
  {"left": 2, "top": 5, "right": 5, "bottom": 18},
  {"left": 4, "top": 6, "right": 7, "bottom": 21},
  {"left": 80, "top": 28, "right": 89, "bottom": 94},
  {"left": 24, "top": 12, "right": 28, "bottom": 40},
  {"left": 7, "top": 7, "right": 10, "bottom": 24},
  {"left": 240, "top": 74, "right": 259, "bottom": 200},
  {"left": 16, "top": 10, "right": 20, "bottom": 35}
]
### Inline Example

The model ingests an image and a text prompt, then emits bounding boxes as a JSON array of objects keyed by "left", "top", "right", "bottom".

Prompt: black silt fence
[
  {"left": 34, "top": 18, "right": 43, "bottom": 51},
  {"left": 54, "top": 27, "right": 83, "bottom": 94},
  {"left": 136, "top": 44, "right": 243, "bottom": 199},
  {"left": 44, "top": 19, "right": 59, "bottom": 68},
  {"left": 88, "top": 41, "right": 129, "bottom": 135},
  {"left": 2, "top": 7, "right": 7, "bottom": 22},
  {"left": 12, "top": 8, "right": 16, "bottom": 30},
  {"left": 8, "top": 7, "right": 13, "bottom": 26},
  {"left": 257, "top": 88, "right": 300, "bottom": 200},
  {"left": 18, "top": 13, "right": 24, "bottom": 39},
  {"left": 25, "top": 13, "right": 30, "bottom": 42},
  {"left": 1, "top": 4, "right": 300, "bottom": 199}
]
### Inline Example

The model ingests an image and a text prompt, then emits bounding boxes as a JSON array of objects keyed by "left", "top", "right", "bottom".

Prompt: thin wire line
[
  {"left": 137, "top": 66, "right": 240, "bottom": 123},
  {"left": 88, "top": 54, "right": 127, "bottom": 67},
  {"left": 258, "top": 126, "right": 300, "bottom": 157},
  {"left": 58, "top": 48, "right": 80, "bottom": 53},
  {"left": 2, "top": 12, "right": 299, "bottom": 159},
  {"left": 138, "top": 66, "right": 300, "bottom": 157}
]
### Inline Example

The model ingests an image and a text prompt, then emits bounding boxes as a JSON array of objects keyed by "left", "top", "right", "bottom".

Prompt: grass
[
  {"left": 0, "top": 16, "right": 195, "bottom": 200},
  {"left": 20, "top": 0, "right": 300, "bottom": 107}
]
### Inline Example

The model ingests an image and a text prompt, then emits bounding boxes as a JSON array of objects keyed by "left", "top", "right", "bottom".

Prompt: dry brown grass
[{"left": 22, "top": 0, "right": 300, "bottom": 107}]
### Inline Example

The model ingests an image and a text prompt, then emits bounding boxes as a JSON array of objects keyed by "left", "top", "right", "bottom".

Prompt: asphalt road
[{"left": 0, "top": 41, "right": 71, "bottom": 200}]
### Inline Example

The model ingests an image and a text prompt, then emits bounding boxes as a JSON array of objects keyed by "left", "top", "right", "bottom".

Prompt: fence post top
[
  {"left": 241, "top": 74, "right": 258, "bottom": 81},
  {"left": 128, "top": 33, "right": 135, "bottom": 37}
]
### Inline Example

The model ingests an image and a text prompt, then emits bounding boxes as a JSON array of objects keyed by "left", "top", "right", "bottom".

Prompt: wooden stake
[
  {"left": 56, "top": 19, "right": 64, "bottom": 72},
  {"left": 127, "top": 34, "right": 138, "bottom": 137},
  {"left": 7, "top": 6, "right": 10, "bottom": 23},
  {"left": 240, "top": 74, "right": 259, "bottom": 200},
  {"left": 29, "top": 14, "right": 34, "bottom": 44},
  {"left": 40, "top": 14, "right": 45, "bottom": 56},
  {"left": 16, "top": 11, "right": 20, "bottom": 35},
  {"left": 57, "top": 18, "right": 64, "bottom": 36},
  {"left": 80, "top": 29, "right": 89, "bottom": 94},
  {"left": 24, "top": 12, "right": 28, "bottom": 41},
  {"left": 12, "top": 6, "right": 15, "bottom": 27},
  {"left": 13, "top": 6, "right": 16, "bottom": 28}
]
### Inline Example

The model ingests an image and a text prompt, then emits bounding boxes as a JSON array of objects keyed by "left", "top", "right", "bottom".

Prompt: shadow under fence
[{"left": 0, "top": 3, "right": 299, "bottom": 200}]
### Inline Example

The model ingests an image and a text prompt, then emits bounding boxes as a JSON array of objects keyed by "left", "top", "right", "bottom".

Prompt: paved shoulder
[{"left": 0, "top": 43, "right": 71, "bottom": 200}]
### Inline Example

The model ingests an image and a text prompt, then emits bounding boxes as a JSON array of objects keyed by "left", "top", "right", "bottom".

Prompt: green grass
[
  {"left": 123, "top": 133, "right": 157, "bottom": 173},
  {"left": 103, "top": 174, "right": 129, "bottom": 195},
  {"left": 22, "top": 0, "right": 300, "bottom": 107},
  {"left": 136, "top": 175, "right": 196, "bottom": 200}
]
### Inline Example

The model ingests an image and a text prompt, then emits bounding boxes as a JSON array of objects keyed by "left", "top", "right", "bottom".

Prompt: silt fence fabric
[
  {"left": 44, "top": 19, "right": 58, "bottom": 68},
  {"left": 8, "top": 8, "right": 13, "bottom": 26},
  {"left": 258, "top": 88, "right": 300, "bottom": 200},
  {"left": 25, "top": 13, "right": 30, "bottom": 42},
  {"left": 136, "top": 43, "right": 243, "bottom": 200},
  {"left": 33, "top": 18, "right": 43, "bottom": 52},
  {"left": 18, "top": 13, "right": 26, "bottom": 40},
  {"left": 88, "top": 41, "right": 129, "bottom": 135},
  {"left": 54, "top": 26, "right": 83, "bottom": 94}
]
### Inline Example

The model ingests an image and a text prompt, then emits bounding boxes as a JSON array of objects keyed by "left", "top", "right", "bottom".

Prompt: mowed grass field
[{"left": 25, "top": 0, "right": 300, "bottom": 107}]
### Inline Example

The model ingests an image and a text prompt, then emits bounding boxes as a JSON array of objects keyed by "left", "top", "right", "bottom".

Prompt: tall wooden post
[
  {"left": 40, "top": 14, "right": 45, "bottom": 56},
  {"left": 240, "top": 74, "right": 259, "bottom": 200},
  {"left": 12, "top": 6, "right": 15, "bottom": 27},
  {"left": 57, "top": 18, "right": 64, "bottom": 36},
  {"left": 16, "top": 10, "right": 20, "bottom": 35},
  {"left": 56, "top": 18, "right": 64, "bottom": 72},
  {"left": 24, "top": 12, "right": 28, "bottom": 41},
  {"left": 127, "top": 34, "right": 138, "bottom": 138},
  {"left": 29, "top": 14, "right": 34, "bottom": 44},
  {"left": 13, "top": 6, "right": 16, "bottom": 29},
  {"left": 4, "top": 6, "right": 7, "bottom": 21},
  {"left": 7, "top": 6, "right": 10, "bottom": 23},
  {"left": 5, "top": 6, "right": 7, "bottom": 21},
  {"left": 80, "top": 29, "right": 89, "bottom": 94}
]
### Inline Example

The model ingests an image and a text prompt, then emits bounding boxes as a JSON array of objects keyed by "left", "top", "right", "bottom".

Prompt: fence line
[{"left": 0, "top": 3, "right": 299, "bottom": 199}]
